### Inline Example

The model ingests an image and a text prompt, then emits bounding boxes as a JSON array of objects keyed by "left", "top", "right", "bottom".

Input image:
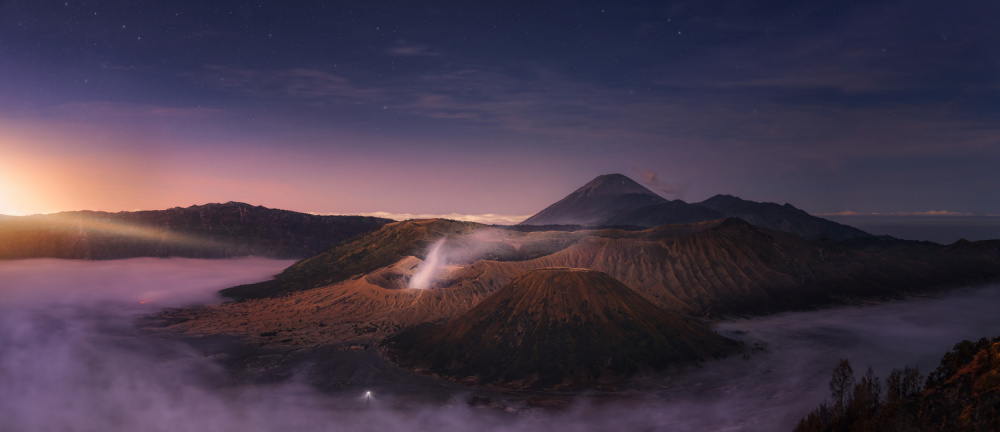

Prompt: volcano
[
  {"left": 519, "top": 174, "right": 667, "bottom": 226},
  {"left": 182, "top": 217, "right": 1000, "bottom": 348},
  {"left": 384, "top": 268, "right": 737, "bottom": 389}
]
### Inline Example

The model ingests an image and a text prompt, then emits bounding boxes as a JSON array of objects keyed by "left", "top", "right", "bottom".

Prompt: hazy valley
[{"left": 3, "top": 174, "right": 1000, "bottom": 431}]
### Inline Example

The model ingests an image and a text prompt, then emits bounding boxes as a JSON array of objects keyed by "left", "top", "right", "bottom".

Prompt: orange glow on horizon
[
  {"left": 0, "top": 120, "right": 319, "bottom": 216},
  {"left": 0, "top": 158, "right": 40, "bottom": 217},
  {"left": 1, "top": 121, "right": 207, "bottom": 215}
]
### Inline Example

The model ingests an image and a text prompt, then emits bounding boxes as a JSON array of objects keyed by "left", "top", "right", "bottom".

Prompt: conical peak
[
  {"left": 518, "top": 174, "right": 666, "bottom": 226},
  {"left": 575, "top": 174, "right": 660, "bottom": 198}
]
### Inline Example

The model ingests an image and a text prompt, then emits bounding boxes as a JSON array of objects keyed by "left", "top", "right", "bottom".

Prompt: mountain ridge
[
  {"left": 0, "top": 202, "right": 391, "bottom": 259},
  {"left": 520, "top": 174, "right": 871, "bottom": 241},
  {"left": 169, "top": 217, "right": 1000, "bottom": 352}
]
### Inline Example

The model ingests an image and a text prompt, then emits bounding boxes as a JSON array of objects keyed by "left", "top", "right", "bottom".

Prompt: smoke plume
[
  {"left": 634, "top": 168, "right": 689, "bottom": 198},
  {"left": 408, "top": 238, "right": 447, "bottom": 289}
]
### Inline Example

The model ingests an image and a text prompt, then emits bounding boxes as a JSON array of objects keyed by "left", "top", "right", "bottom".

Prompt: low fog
[{"left": 2, "top": 258, "right": 1000, "bottom": 431}]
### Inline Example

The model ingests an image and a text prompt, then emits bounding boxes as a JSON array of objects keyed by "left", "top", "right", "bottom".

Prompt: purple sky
[{"left": 1, "top": 1, "right": 998, "bottom": 220}]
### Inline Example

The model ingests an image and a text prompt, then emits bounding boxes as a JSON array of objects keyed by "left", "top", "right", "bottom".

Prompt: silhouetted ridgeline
[
  {"left": 519, "top": 174, "right": 871, "bottom": 241},
  {"left": 0, "top": 202, "right": 391, "bottom": 259},
  {"left": 795, "top": 335, "right": 1000, "bottom": 432}
]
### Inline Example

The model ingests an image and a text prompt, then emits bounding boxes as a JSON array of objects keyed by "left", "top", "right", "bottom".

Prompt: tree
[
  {"left": 830, "top": 358, "right": 856, "bottom": 416},
  {"left": 886, "top": 366, "right": 922, "bottom": 405},
  {"left": 849, "top": 366, "right": 882, "bottom": 430}
]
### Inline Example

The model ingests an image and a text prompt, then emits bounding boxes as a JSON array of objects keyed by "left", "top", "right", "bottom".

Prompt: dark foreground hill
[
  {"left": 383, "top": 268, "right": 738, "bottom": 389},
  {"left": 0, "top": 202, "right": 391, "bottom": 259},
  {"left": 520, "top": 173, "right": 870, "bottom": 241},
  {"left": 795, "top": 335, "right": 1000, "bottom": 431}
]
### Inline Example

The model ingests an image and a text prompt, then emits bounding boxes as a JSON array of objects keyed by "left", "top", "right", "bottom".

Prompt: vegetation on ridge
[{"left": 796, "top": 335, "right": 1000, "bottom": 431}]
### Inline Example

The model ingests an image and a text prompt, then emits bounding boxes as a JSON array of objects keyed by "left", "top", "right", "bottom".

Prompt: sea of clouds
[{"left": 1, "top": 258, "right": 999, "bottom": 431}]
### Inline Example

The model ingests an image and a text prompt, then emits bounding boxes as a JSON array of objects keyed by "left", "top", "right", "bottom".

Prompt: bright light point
[
  {"left": 366, "top": 391, "right": 371, "bottom": 396},
  {"left": 0, "top": 170, "right": 24, "bottom": 216}
]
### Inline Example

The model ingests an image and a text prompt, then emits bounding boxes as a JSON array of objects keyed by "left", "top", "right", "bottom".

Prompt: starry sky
[{"left": 1, "top": 0, "right": 998, "bottom": 222}]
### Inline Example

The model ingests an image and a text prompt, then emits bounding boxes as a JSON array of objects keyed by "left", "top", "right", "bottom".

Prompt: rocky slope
[
  {"left": 383, "top": 268, "right": 737, "bottom": 389},
  {"left": 0, "top": 202, "right": 390, "bottom": 259},
  {"left": 167, "top": 217, "right": 1000, "bottom": 349},
  {"left": 220, "top": 218, "right": 587, "bottom": 299}
]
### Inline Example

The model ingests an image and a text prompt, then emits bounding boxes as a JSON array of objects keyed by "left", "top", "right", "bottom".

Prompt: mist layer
[{"left": 1, "top": 259, "right": 999, "bottom": 431}]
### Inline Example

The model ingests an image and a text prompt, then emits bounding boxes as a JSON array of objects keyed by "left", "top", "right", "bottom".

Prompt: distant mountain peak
[
  {"left": 519, "top": 174, "right": 667, "bottom": 226},
  {"left": 700, "top": 194, "right": 742, "bottom": 206},
  {"left": 523, "top": 175, "right": 870, "bottom": 240},
  {"left": 576, "top": 173, "right": 661, "bottom": 198}
]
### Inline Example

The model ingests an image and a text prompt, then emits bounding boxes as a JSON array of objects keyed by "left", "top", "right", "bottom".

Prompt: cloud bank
[
  {"left": 818, "top": 210, "right": 975, "bottom": 217},
  {"left": 345, "top": 212, "right": 533, "bottom": 225},
  {"left": 2, "top": 259, "right": 999, "bottom": 431}
]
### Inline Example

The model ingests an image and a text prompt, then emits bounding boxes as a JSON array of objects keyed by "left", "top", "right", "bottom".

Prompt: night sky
[{"left": 1, "top": 0, "right": 998, "bottom": 221}]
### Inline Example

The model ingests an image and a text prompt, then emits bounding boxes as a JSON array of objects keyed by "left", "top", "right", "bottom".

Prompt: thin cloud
[
  {"left": 53, "top": 102, "right": 224, "bottom": 119},
  {"left": 815, "top": 211, "right": 881, "bottom": 216},
  {"left": 200, "top": 66, "right": 381, "bottom": 100},
  {"left": 336, "top": 212, "right": 531, "bottom": 225},
  {"left": 386, "top": 40, "right": 441, "bottom": 57},
  {"left": 632, "top": 167, "right": 688, "bottom": 198},
  {"left": 889, "top": 210, "right": 974, "bottom": 216},
  {"left": 817, "top": 210, "right": 974, "bottom": 216},
  {"left": 191, "top": 60, "right": 1000, "bottom": 168}
]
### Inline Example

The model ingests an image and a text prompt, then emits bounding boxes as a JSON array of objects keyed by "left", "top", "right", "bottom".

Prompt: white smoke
[{"left": 408, "top": 238, "right": 447, "bottom": 289}]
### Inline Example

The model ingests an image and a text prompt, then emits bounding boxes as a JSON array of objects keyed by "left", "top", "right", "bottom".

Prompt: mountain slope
[
  {"left": 603, "top": 199, "right": 724, "bottom": 227},
  {"left": 170, "top": 218, "right": 1000, "bottom": 349},
  {"left": 519, "top": 174, "right": 667, "bottom": 226},
  {"left": 0, "top": 202, "right": 390, "bottom": 259},
  {"left": 221, "top": 219, "right": 486, "bottom": 299},
  {"left": 693, "top": 194, "right": 870, "bottom": 240},
  {"left": 445, "top": 218, "right": 946, "bottom": 316},
  {"left": 220, "top": 218, "right": 589, "bottom": 300},
  {"left": 384, "top": 268, "right": 737, "bottom": 389}
]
